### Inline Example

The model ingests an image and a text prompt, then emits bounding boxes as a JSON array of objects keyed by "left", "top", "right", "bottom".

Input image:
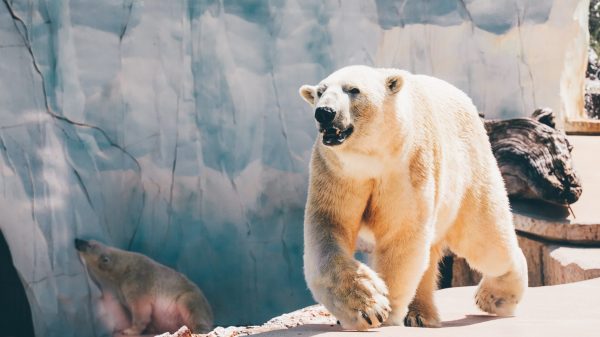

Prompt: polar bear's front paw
[{"left": 328, "top": 263, "right": 391, "bottom": 331}]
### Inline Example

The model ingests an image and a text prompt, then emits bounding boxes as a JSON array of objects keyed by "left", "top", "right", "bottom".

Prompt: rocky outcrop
[
  {"left": 152, "top": 307, "right": 336, "bottom": 336},
  {"left": 156, "top": 326, "right": 193, "bottom": 337}
]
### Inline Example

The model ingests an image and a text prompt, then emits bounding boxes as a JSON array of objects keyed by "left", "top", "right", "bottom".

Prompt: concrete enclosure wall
[{"left": 0, "top": 1, "right": 588, "bottom": 336}]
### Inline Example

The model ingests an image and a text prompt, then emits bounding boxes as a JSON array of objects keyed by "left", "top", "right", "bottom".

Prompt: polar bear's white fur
[{"left": 299, "top": 66, "right": 527, "bottom": 330}]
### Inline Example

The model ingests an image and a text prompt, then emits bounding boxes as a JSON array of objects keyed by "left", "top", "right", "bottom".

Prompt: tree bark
[{"left": 484, "top": 108, "right": 582, "bottom": 205}]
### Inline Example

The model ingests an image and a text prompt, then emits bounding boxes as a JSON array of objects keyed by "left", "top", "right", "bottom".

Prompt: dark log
[{"left": 484, "top": 108, "right": 582, "bottom": 205}]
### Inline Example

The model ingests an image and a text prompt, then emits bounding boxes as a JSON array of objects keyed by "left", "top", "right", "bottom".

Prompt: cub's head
[
  {"left": 75, "top": 239, "right": 127, "bottom": 285},
  {"left": 299, "top": 65, "right": 403, "bottom": 147}
]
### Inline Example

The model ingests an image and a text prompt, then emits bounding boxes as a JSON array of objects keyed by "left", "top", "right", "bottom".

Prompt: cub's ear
[
  {"left": 385, "top": 74, "right": 403, "bottom": 94},
  {"left": 299, "top": 85, "right": 317, "bottom": 105}
]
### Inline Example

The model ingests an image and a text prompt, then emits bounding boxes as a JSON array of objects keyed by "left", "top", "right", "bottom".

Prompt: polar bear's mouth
[{"left": 321, "top": 125, "right": 354, "bottom": 146}]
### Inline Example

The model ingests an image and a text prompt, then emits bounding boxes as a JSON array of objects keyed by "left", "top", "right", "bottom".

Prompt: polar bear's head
[{"left": 299, "top": 65, "right": 403, "bottom": 147}]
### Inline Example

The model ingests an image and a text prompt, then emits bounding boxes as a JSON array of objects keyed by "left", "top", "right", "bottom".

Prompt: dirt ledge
[{"left": 165, "top": 277, "right": 600, "bottom": 337}]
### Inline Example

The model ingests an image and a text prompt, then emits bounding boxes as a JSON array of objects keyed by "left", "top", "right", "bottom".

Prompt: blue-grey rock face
[{"left": 0, "top": 1, "right": 587, "bottom": 336}]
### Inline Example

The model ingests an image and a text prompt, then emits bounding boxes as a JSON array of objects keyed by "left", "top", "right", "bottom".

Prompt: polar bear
[{"left": 298, "top": 66, "right": 527, "bottom": 330}]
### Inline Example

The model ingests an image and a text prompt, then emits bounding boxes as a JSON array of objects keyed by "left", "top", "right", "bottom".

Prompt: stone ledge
[
  {"left": 194, "top": 278, "right": 600, "bottom": 337},
  {"left": 565, "top": 119, "right": 600, "bottom": 135},
  {"left": 452, "top": 236, "right": 600, "bottom": 287},
  {"left": 513, "top": 212, "right": 600, "bottom": 244},
  {"left": 544, "top": 245, "right": 600, "bottom": 284}
]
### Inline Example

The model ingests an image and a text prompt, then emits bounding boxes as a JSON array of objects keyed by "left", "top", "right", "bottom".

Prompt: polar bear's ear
[
  {"left": 386, "top": 75, "right": 403, "bottom": 94},
  {"left": 299, "top": 85, "right": 317, "bottom": 105}
]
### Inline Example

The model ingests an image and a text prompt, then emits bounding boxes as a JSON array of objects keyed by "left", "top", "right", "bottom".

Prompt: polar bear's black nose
[{"left": 315, "top": 107, "right": 336, "bottom": 124}]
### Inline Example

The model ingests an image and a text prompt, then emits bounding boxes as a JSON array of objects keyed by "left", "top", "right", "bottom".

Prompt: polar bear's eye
[
  {"left": 317, "top": 90, "right": 324, "bottom": 98},
  {"left": 347, "top": 87, "right": 360, "bottom": 95}
]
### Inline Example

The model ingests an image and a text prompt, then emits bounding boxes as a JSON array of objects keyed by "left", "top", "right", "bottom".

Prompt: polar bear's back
[
  {"left": 405, "top": 73, "right": 507, "bottom": 235},
  {"left": 407, "top": 73, "right": 490, "bottom": 164},
  {"left": 410, "top": 74, "right": 480, "bottom": 126}
]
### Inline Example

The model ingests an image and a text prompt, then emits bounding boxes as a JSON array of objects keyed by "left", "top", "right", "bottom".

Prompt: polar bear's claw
[
  {"left": 329, "top": 263, "right": 391, "bottom": 331},
  {"left": 403, "top": 307, "right": 441, "bottom": 328}
]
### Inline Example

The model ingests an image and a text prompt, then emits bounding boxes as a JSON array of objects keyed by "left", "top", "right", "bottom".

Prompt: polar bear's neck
[
  {"left": 324, "top": 146, "right": 410, "bottom": 180},
  {"left": 336, "top": 150, "right": 386, "bottom": 178}
]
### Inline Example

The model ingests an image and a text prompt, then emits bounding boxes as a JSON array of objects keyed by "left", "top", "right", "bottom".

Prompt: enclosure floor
[
  {"left": 247, "top": 277, "right": 600, "bottom": 337},
  {"left": 566, "top": 136, "right": 600, "bottom": 224}
]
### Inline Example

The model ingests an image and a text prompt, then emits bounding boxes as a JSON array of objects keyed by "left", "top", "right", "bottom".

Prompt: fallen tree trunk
[{"left": 484, "top": 108, "right": 582, "bottom": 205}]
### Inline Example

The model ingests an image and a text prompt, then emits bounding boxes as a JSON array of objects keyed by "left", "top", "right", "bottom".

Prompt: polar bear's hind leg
[{"left": 447, "top": 202, "right": 528, "bottom": 317}]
